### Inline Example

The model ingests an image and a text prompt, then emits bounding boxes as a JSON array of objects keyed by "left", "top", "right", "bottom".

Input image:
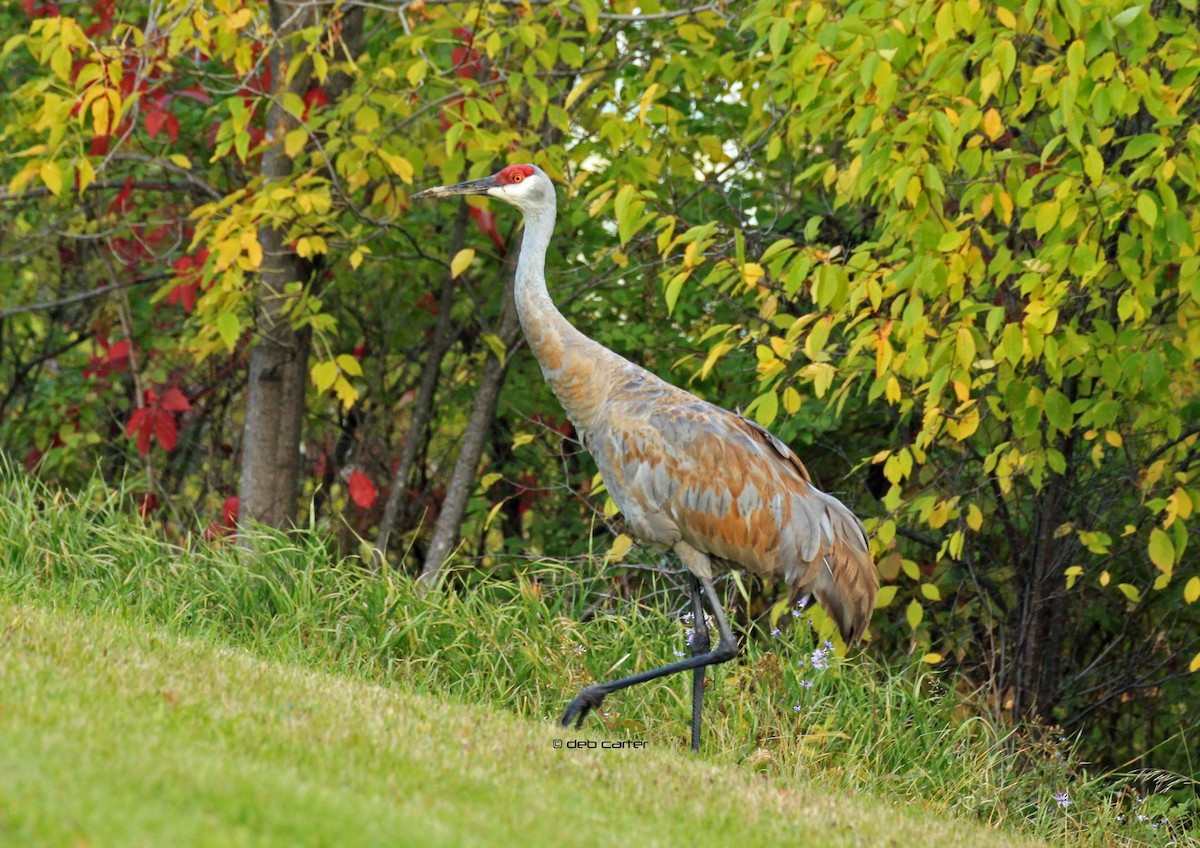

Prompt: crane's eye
[{"left": 511, "top": 173, "right": 523, "bottom": 182}]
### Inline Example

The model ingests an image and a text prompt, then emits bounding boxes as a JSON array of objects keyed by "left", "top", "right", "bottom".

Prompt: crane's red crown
[{"left": 498, "top": 164, "right": 536, "bottom": 184}]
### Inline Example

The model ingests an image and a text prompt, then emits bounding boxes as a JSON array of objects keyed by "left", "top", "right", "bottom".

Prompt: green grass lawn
[
  {"left": 1, "top": 472, "right": 1192, "bottom": 846},
  {"left": 0, "top": 600, "right": 1038, "bottom": 848}
]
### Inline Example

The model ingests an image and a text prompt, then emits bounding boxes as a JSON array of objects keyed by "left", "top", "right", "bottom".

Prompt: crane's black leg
[
  {"left": 688, "top": 573, "right": 710, "bottom": 753},
  {"left": 561, "top": 573, "right": 737, "bottom": 749}
]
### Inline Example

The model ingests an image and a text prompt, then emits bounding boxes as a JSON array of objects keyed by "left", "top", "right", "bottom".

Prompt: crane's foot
[{"left": 561, "top": 685, "right": 607, "bottom": 729}]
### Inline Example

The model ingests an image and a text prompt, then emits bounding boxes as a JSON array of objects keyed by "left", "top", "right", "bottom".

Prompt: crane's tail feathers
[
  {"left": 810, "top": 538, "right": 877, "bottom": 644},
  {"left": 787, "top": 494, "right": 878, "bottom": 645}
]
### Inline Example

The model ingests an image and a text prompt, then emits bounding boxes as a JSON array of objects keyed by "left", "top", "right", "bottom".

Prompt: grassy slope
[{"left": 0, "top": 600, "right": 1039, "bottom": 848}]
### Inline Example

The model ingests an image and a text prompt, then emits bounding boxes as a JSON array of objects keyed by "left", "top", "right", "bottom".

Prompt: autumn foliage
[{"left": 1, "top": 0, "right": 1197, "bottom": 777}]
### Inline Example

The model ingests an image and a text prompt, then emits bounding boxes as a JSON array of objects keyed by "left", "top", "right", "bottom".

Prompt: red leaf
[
  {"left": 153, "top": 409, "right": 178, "bottom": 452},
  {"left": 302, "top": 86, "right": 329, "bottom": 121},
  {"left": 137, "top": 492, "right": 158, "bottom": 518},
  {"left": 108, "top": 176, "right": 133, "bottom": 215},
  {"left": 158, "top": 386, "right": 191, "bottom": 412},
  {"left": 167, "top": 281, "right": 198, "bottom": 312},
  {"left": 348, "top": 470, "right": 378, "bottom": 509},
  {"left": 126, "top": 408, "right": 149, "bottom": 439},
  {"left": 145, "top": 107, "right": 169, "bottom": 138},
  {"left": 221, "top": 496, "right": 240, "bottom": 527},
  {"left": 469, "top": 206, "right": 505, "bottom": 252}
]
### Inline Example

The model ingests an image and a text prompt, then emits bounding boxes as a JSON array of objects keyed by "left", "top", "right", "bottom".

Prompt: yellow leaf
[
  {"left": 284, "top": 127, "right": 308, "bottom": 159},
  {"left": 874, "top": 585, "right": 898, "bottom": 608},
  {"left": 742, "top": 262, "right": 766, "bottom": 289},
  {"left": 966, "top": 503, "right": 983, "bottom": 531},
  {"left": 336, "top": 354, "right": 363, "bottom": 377},
  {"left": 169, "top": 154, "right": 191, "bottom": 170},
  {"left": 379, "top": 150, "right": 414, "bottom": 183},
  {"left": 998, "top": 190, "right": 1014, "bottom": 225},
  {"left": 982, "top": 108, "right": 1004, "bottom": 141},
  {"left": 607, "top": 533, "right": 634, "bottom": 562},
  {"left": 1099, "top": 570, "right": 1110, "bottom": 587},
  {"left": 1191, "top": 652, "right": 1200, "bottom": 673},
  {"left": 225, "top": 7, "right": 252, "bottom": 30},
  {"left": 920, "top": 583, "right": 941, "bottom": 601},
  {"left": 479, "top": 472, "right": 503, "bottom": 492},
  {"left": 311, "top": 361, "right": 338, "bottom": 393},
  {"left": 921, "top": 652, "right": 943, "bottom": 664},
  {"left": 76, "top": 157, "right": 95, "bottom": 195},
  {"left": 333, "top": 375, "right": 359, "bottom": 409},
  {"left": 637, "top": 82, "right": 659, "bottom": 124},
  {"left": 512, "top": 433, "right": 534, "bottom": 448},
  {"left": 349, "top": 249, "right": 364, "bottom": 270},
  {"left": 1117, "top": 583, "right": 1140, "bottom": 602},
  {"left": 450, "top": 248, "right": 475, "bottom": 279},
  {"left": 1065, "top": 565, "right": 1084, "bottom": 590},
  {"left": 906, "top": 598, "right": 923, "bottom": 630},
  {"left": 480, "top": 331, "right": 507, "bottom": 366},
  {"left": 240, "top": 230, "right": 262, "bottom": 269},
  {"left": 1185, "top": 576, "right": 1200, "bottom": 605},
  {"left": 39, "top": 160, "right": 62, "bottom": 197},
  {"left": 996, "top": 7, "right": 1017, "bottom": 28}
]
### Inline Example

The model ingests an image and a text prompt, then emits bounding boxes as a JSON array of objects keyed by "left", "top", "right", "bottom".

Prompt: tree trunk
[
  {"left": 419, "top": 236, "right": 523, "bottom": 585},
  {"left": 373, "top": 203, "right": 468, "bottom": 567},
  {"left": 238, "top": 1, "right": 321, "bottom": 530}
]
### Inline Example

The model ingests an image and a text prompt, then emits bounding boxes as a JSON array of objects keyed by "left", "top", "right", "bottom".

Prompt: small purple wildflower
[
  {"left": 796, "top": 658, "right": 806, "bottom": 667},
  {"left": 770, "top": 627, "right": 782, "bottom": 638},
  {"left": 810, "top": 648, "right": 830, "bottom": 670},
  {"left": 824, "top": 639, "right": 833, "bottom": 651},
  {"left": 793, "top": 704, "right": 803, "bottom": 712},
  {"left": 1136, "top": 814, "right": 1148, "bottom": 823},
  {"left": 1053, "top": 791, "right": 1071, "bottom": 809},
  {"left": 790, "top": 609, "right": 802, "bottom": 618},
  {"left": 574, "top": 644, "right": 587, "bottom": 654},
  {"left": 800, "top": 679, "right": 813, "bottom": 689},
  {"left": 674, "top": 650, "right": 686, "bottom": 658},
  {"left": 796, "top": 596, "right": 809, "bottom": 610}
]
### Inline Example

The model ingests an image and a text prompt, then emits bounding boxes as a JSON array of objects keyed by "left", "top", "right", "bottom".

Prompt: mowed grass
[
  {"left": 0, "top": 601, "right": 1037, "bottom": 848},
  {"left": 1, "top": 470, "right": 1193, "bottom": 845}
]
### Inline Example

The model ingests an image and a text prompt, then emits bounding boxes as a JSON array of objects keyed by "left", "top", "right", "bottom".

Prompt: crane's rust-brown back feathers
[{"left": 577, "top": 364, "right": 879, "bottom": 645}]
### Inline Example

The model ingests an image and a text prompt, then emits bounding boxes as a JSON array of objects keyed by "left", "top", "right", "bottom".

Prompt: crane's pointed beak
[{"left": 411, "top": 174, "right": 500, "bottom": 200}]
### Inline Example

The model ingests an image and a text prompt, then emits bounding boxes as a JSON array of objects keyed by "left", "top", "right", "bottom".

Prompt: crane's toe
[{"left": 561, "top": 686, "right": 607, "bottom": 729}]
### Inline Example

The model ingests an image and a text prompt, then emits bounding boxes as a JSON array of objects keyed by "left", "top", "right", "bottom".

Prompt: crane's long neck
[{"left": 515, "top": 204, "right": 619, "bottom": 431}]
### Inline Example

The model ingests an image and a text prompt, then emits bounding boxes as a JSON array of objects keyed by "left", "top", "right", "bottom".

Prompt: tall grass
[{"left": 1, "top": 469, "right": 1194, "bottom": 846}]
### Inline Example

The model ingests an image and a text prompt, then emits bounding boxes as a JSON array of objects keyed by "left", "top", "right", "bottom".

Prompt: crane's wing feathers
[{"left": 591, "top": 375, "right": 878, "bottom": 644}]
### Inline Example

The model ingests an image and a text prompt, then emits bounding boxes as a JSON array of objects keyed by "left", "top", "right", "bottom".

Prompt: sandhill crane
[{"left": 413, "top": 164, "right": 878, "bottom": 751}]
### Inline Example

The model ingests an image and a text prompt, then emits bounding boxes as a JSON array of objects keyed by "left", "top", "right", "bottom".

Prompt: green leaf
[
  {"left": 874, "top": 585, "right": 898, "bottom": 608},
  {"left": 1044, "top": 388, "right": 1073, "bottom": 433},
  {"left": 1112, "top": 5, "right": 1142, "bottom": 27},
  {"left": 752, "top": 389, "right": 778, "bottom": 427},
  {"left": 1035, "top": 200, "right": 1059, "bottom": 237},
  {"left": 1136, "top": 192, "right": 1158, "bottom": 227},
  {"left": 217, "top": 312, "right": 241, "bottom": 351},
  {"left": 1148, "top": 529, "right": 1175, "bottom": 573}
]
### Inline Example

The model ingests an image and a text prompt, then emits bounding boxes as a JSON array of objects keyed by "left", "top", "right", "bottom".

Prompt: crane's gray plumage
[{"left": 414, "top": 163, "right": 878, "bottom": 751}]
